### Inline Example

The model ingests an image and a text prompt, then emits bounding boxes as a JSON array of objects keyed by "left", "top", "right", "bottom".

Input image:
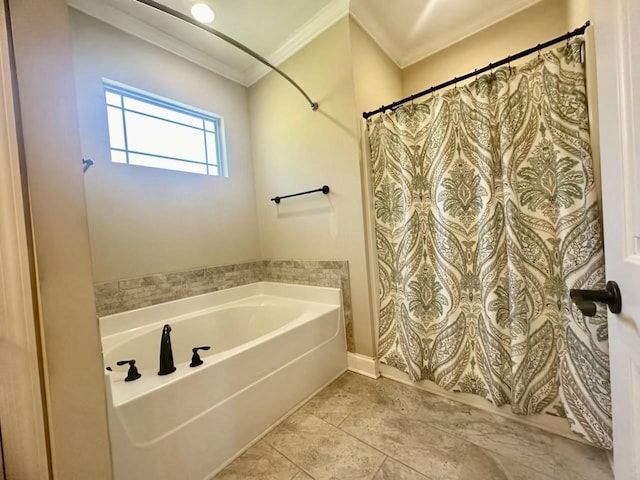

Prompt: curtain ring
[{"left": 537, "top": 44, "right": 542, "bottom": 58}]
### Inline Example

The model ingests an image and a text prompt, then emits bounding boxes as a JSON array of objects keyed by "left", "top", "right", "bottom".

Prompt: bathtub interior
[
  {"left": 100, "top": 282, "right": 344, "bottom": 401},
  {"left": 102, "top": 296, "right": 334, "bottom": 373},
  {"left": 101, "top": 282, "right": 347, "bottom": 480}
]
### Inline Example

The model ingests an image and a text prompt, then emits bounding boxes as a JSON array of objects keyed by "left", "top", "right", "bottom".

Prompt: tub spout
[{"left": 158, "top": 324, "right": 176, "bottom": 376}]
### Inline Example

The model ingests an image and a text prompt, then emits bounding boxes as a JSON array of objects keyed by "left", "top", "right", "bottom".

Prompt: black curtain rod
[{"left": 363, "top": 21, "right": 591, "bottom": 120}]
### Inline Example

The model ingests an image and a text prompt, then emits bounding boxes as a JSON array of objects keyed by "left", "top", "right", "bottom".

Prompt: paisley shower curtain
[{"left": 367, "top": 40, "right": 611, "bottom": 448}]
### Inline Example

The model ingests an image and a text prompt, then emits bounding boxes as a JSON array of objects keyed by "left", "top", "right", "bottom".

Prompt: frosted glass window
[
  {"left": 122, "top": 97, "right": 203, "bottom": 129},
  {"left": 105, "top": 91, "right": 122, "bottom": 107},
  {"left": 106, "top": 106, "right": 125, "bottom": 149},
  {"left": 103, "top": 82, "right": 225, "bottom": 176},
  {"left": 128, "top": 153, "right": 208, "bottom": 175},
  {"left": 111, "top": 150, "right": 127, "bottom": 164},
  {"left": 124, "top": 111, "right": 205, "bottom": 162},
  {"left": 205, "top": 132, "right": 218, "bottom": 166}
]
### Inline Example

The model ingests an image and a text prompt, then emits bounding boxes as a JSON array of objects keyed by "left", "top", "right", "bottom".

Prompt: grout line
[
  {"left": 210, "top": 370, "right": 347, "bottom": 478},
  {"left": 336, "top": 394, "right": 557, "bottom": 480},
  {"left": 268, "top": 442, "right": 317, "bottom": 480},
  {"left": 378, "top": 368, "right": 593, "bottom": 446},
  {"left": 372, "top": 454, "right": 434, "bottom": 480},
  {"left": 371, "top": 456, "right": 387, "bottom": 479},
  {"left": 335, "top": 399, "right": 363, "bottom": 428},
  {"left": 332, "top": 374, "right": 560, "bottom": 479},
  {"left": 287, "top": 409, "right": 388, "bottom": 479},
  {"left": 303, "top": 402, "right": 434, "bottom": 480},
  {"left": 266, "top": 442, "right": 308, "bottom": 480},
  {"left": 271, "top": 374, "right": 548, "bottom": 480},
  {"left": 272, "top": 398, "right": 390, "bottom": 480},
  {"left": 259, "top": 373, "right": 599, "bottom": 480},
  {"left": 334, "top": 419, "right": 436, "bottom": 480}
]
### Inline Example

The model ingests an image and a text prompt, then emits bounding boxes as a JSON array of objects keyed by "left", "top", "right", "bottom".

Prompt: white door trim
[
  {"left": 594, "top": 0, "right": 640, "bottom": 477},
  {"left": 0, "top": 0, "right": 49, "bottom": 477}
]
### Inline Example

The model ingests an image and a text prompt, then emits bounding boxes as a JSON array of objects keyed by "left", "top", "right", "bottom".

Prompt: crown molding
[
  {"left": 350, "top": 0, "right": 542, "bottom": 69},
  {"left": 244, "top": 0, "right": 350, "bottom": 86},
  {"left": 399, "top": 0, "right": 542, "bottom": 68},
  {"left": 68, "top": 0, "right": 350, "bottom": 88},
  {"left": 68, "top": 0, "right": 249, "bottom": 86},
  {"left": 348, "top": 3, "right": 402, "bottom": 68},
  {"left": 69, "top": 0, "right": 542, "bottom": 88}
]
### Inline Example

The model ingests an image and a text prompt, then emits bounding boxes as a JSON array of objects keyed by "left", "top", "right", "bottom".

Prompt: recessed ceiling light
[{"left": 191, "top": 3, "right": 215, "bottom": 24}]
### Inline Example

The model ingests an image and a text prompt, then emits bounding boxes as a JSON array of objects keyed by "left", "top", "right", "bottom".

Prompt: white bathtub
[{"left": 100, "top": 282, "right": 347, "bottom": 480}]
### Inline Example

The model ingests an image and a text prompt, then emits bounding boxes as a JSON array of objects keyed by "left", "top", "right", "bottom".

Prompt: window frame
[{"left": 102, "top": 79, "right": 227, "bottom": 177}]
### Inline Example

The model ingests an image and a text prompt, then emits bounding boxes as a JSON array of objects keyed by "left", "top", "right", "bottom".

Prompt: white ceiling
[
  {"left": 68, "top": 0, "right": 544, "bottom": 86},
  {"left": 350, "top": 0, "right": 543, "bottom": 68}
]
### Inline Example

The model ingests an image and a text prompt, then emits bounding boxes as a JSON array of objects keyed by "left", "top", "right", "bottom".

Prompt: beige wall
[
  {"left": 348, "top": 17, "right": 403, "bottom": 353},
  {"left": 349, "top": 18, "right": 402, "bottom": 114},
  {"left": 567, "top": 0, "right": 592, "bottom": 26},
  {"left": 69, "top": 10, "right": 260, "bottom": 283},
  {"left": 8, "top": 0, "right": 113, "bottom": 478},
  {"left": 402, "top": 0, "right": 568, "bottom": 96},
  {"left": 249, "top": 18, "right": 375, "bottom": 355}
]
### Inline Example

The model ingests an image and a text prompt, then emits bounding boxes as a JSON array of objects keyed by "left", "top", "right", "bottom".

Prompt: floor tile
[
  {"left": 214, "top": 440, "right": 300, "bottom": 480},
  {"left": 332, "top": 373, "right": 558, "bottom": 478},
  {"left": 292, "top": 472, "right": 314, "bottom": 480},
  {"left": 335, "top": 377, "right": 509, "bottom": 435},
  {"left": 340, "top": 396, "right": 564, "bottom": 480},
  {"left": 299, "top": 381, "right": 362, "bottom": 426},
  {"left": 372, "top": 458, "right": 429, "bottom": 480},
  {"left": 331, "top": 372, "right": 459, "bottom": 418},
  {"left": 265, "top": 410, "right": 385, "bottom": 480},
  {"left": 551, "top": 436, "right": 613, "bottom": 480},
  {"left": 223, "top": 373, "right": 612, "bottom": 480},
  {"left": 340, "top": 401, "right": 471, "bottom": 480},
  {"left": 448, "top": 412, "right": 558, "bottom": 478},
  {"left": 458, "top": 446, "right": 555, "bottom": 480}
]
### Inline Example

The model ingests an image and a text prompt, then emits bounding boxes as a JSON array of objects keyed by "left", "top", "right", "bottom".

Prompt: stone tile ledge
[{"left": 94, "top": 259, "right": 354, "bottom": 351}]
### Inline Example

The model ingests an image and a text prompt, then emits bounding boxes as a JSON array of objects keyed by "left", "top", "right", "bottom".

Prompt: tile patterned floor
[{"left": 214, "top": 372, "right": 613, "bottom": 480}]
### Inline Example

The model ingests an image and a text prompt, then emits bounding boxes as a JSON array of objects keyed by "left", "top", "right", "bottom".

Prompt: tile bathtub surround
[
  {"left": 94, "top": 261, "right": 263, "bottom": 317},
  {"left": 261, "top": 260, "right": 353, "bottom": 351},
  {"left": 93, "top": 259, "right": 354, "bottom": 350},
  {"left": 214, "top": 372, "right": 613, "bottom": 480}
]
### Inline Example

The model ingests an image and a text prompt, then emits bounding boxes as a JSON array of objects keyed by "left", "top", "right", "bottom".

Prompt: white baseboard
[
  {"left": 347, "top": 353, "right": 379, "bottom": 379},
  {"left": 379, "top": 364, "right": 594, "bottom": 446}
]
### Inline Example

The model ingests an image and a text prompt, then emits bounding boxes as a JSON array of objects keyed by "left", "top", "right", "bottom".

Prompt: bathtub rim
[
  {"left": 99, "top": 281, "right": 342, "bottom": 338},
  {"left": 101, "top": 295, "right": 337, "bottom": 367}
]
